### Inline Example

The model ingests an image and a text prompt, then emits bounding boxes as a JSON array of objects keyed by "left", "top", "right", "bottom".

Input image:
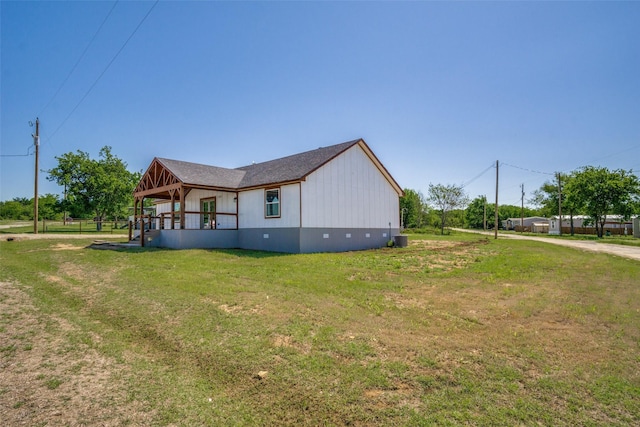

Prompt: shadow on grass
[
  {"left": 211, "top": 248, "right": 294, "bottom": 258},
  {"left": 85, "top": 242, "right": 292, "bottom": 258}
]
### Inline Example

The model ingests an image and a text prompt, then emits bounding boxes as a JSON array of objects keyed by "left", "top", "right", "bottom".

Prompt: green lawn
[{"left": 1, "top": 233, "right": 639, "bottom": 425}]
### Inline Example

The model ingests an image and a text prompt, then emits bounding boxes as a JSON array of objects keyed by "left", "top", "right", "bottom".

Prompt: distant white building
[
  {"left": 503, "top": 217, "right": 548, "bottom": 231},
  {"left": 548, "top": 215, "right": 635, "bottom": 235}
]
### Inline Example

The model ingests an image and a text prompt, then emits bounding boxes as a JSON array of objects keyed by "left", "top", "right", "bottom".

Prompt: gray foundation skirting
[{"left": 147, "top": 227, "right": 399, "bottom": 253}]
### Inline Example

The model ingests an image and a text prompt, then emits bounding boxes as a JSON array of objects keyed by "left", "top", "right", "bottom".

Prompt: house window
[
  {"left": 265, "top": 188, "right": 280, "bottom": 218},
  {"left": 201, "top": 198, "right": 216, "bottom": 229}
]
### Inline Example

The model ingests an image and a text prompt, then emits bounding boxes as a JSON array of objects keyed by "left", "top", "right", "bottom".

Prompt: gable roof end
[{"left": 355, "top": 139, "right": 404, "bottom": 197}]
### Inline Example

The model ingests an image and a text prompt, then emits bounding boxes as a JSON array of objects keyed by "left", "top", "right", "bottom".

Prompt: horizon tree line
[{"left": 2, "top": 146, "right": 638, "bottom": 238}]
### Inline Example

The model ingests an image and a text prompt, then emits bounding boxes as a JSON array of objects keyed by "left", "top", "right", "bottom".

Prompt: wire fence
[{"left": 39, "top": 219, "right": 130, "bottom": 234}]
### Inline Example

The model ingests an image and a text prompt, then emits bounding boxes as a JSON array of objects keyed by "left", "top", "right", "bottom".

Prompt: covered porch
[{"left": 131, "top": 158, "right": 239, "bottom": 246}]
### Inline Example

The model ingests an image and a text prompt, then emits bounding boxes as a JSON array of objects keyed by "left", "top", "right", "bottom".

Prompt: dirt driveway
[{"left": 454, "top": 229, "right": 640, "bottom": 261}]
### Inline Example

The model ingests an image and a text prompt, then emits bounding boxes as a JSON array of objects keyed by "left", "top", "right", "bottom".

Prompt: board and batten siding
[
  {"left": 154, "top": 189, "right": 237, "bottom": 229},
  {"left": 238, "top": 184, "right": 301, "bottom": 229},
  {"left": 301, "top": 144, "right": 400, "bottom": 229}
]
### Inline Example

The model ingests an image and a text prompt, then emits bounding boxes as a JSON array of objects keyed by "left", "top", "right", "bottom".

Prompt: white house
[
  {"left": 548, "top": 215, "right": 635, "bottom": 235},
  {"left": 503, "top": 217, "right": 548, "bottom": 231},
  {"left": 132, "top": 139, "right": 403, "bottom": 253}
]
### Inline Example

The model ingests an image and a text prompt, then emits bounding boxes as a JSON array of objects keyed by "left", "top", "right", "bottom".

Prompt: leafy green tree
[
  {"left": 47, "top": 146, "right": 139, "bottom": 230},
  {"left": 564, "top": 166, "right": 640, "bottom": 238},
  {"left": 426, "top": 183, "right": 469, "bottom": 235},
  {"left": 465, "top": 195, "right": 488, "bottom": 229},
  {"left": 484, "top": 203, "right": 497, "bottom": 229},
  {"left": 499, "top": 205, "right": 519, "bottom": 220},
  {"left": 531, "top": 181, "right": 560, "bottom": 218},
  {"left": 400, "top": 188, "right": 427, "bottom": 229},
  {"left": 12, "top": 197, "right": 31, "bottom": 206},
  {"left": 447, "top": 209, "right": 467, "bottom": 228},
  {"left": 38, "top": 194, "right": 63, "bottom": 220},
  {"left": 0, "top": 198, "right": 31, "bottom": 220}
]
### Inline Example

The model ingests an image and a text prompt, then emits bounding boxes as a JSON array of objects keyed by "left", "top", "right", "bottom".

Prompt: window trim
[
  {"left": 264, "top": 187, "right": 281, "bottom": 218},
  {"left": 200, "top": 197, "right": 216, "bottom": 229}
]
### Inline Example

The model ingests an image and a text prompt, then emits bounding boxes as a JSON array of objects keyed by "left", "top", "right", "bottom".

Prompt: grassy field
[{"left": 1, "top": 233, "right": 639, "bottom": 425}]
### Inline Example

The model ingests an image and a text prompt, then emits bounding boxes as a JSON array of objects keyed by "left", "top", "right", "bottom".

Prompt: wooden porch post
[
  {"left": 179, "top": 185, "right": 186, "bottom": 230},
  {"left": 133, "top": 198, "right": 139, "bottom": 230},
  {"left": 140, "top": 212, "right": 145, "bottom": 247},
  {"left": 169, "top": 189, "right": 175, "bottom": 230},
  {"left": 139, "top": 196, "right": 145, "bottom": 247},
  {"left": 141, "top": 196, "right": 145, "bottom": 223}
]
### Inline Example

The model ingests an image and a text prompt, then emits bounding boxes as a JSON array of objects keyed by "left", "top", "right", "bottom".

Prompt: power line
[
  {"left": 37, "top": 1, "right": 120, "bottom": 118},
  {"left": 3, "top": 3, "right": 119, "bottom": 159},
  {"left": 580, "top": 143, "right": 640, "bottom": 167},
  {"left": 501, "top": 162, "right": 554, "bottom": 176},
  {"left": 0, "top": 147, "right": 33, "bottom": 157},
  {"left": 461, "top": 162, "right": 495, "bottom": 188},
  {"left": 0, "top": 127, "right": 38, "bottom": 157},
  {"left": 41, "top": 0, "right": 159, "bottom": 148}
]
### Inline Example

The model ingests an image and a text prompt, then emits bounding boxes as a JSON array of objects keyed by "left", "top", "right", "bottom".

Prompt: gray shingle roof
[
  {"left": 156, "top": 158, "right": 246, "bottom": 188},
  {"left": 156, "top": 139, "right": 361, "bottom": 190},
  {"left": 236, "top": 139, "right": 360, "bottom": 188}
]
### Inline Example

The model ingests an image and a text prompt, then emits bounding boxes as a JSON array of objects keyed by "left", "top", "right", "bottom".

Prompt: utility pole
[
  {"left": 520, "top": 183, "right": 525, "bottom": 233},
  {"left": 63, "top": 183, "right": 67, "bottom": 226},
  {"left": 557, "top": 172, "right": 562, "bottom": 236},
  {"left": 494, "top": 160, "right": 499, "bottom": 239},
  {"left": 33, "top": 118, "right": 40, "bottom": 234},
  {"left": 483, "top": 195, "right": 487, "bottom": 231}
]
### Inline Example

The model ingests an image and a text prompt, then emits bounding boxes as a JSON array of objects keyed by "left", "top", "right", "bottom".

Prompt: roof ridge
[
  {"left": 235, "top": 139, "right": 361, "bottom": 171},
  {"left": 157, "top": 157, "right": 233, "bottom": 170}
]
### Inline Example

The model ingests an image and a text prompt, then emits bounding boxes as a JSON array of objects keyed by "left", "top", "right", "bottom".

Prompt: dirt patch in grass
[
  {"left": 51, "top": 243, "right": 85, "bottom": 251},
  {"left": 272, "top": 333, "right": 311, "bottom": 354},
  {"left": 392, "top": 238, "right": 489, "bottom": 273},
  {"left": 0, "top": 281, "right": 154, "bottom": 425}
]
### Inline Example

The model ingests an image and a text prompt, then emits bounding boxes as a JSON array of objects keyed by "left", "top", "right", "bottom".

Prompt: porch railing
[
  {"left": 156, "top": 211, "right": 238, "bottom": 230},
  {"left": 129, "top": 211, "right": 239, "bottom": 246}
]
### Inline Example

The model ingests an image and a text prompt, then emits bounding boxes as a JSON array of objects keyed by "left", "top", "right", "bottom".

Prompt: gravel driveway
[{"left": 454, "top": 229, "right": 640, "bottom": 261}]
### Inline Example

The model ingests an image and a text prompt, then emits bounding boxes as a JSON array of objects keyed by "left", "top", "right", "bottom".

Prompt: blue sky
[{"left": 2, "top": 1, "right": 639, "bottom": 208}]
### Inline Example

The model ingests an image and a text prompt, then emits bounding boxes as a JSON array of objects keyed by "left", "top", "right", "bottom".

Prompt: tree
[
  {"left": 531, "top": 181, "right": 560, "bottom": 218},
  {"left": 399, "top": 188, "right": 427, "bottom": 229},
  {"left": 426, "top": 183, "right": 469, "bottom": 235},
  {"left": 564, "top": 166, "right": 640, "bottom": 238},
  {"left": 465, "top": 195, "right": 487, "bottom": 229},
  {"left": 38, "top": 194, "right": 63, "bottom": 220},
  {"left": 47, "top": 146, "right": 139, "bottom": 230},
  {"left": 0, "top": 195, "right": 62, "bottom": 220},
  {"left": 0, "top": 198, "right": 31, "bottom": 220}
]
